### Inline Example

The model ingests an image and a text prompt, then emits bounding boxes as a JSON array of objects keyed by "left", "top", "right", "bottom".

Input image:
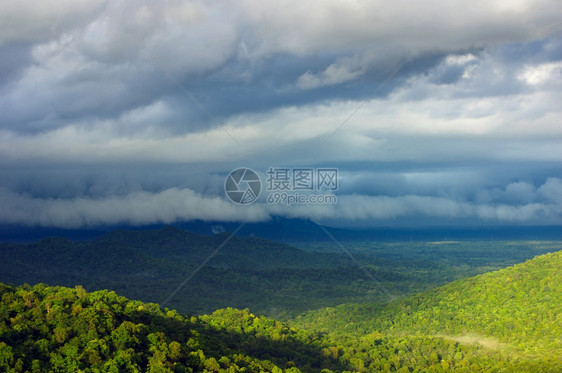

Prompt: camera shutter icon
[{"left": 225, "top": 168, "right": 261, "bottom": 205}]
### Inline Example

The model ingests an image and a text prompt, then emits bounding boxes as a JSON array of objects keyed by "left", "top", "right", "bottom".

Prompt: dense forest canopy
[
  {"left": 1, "top": 250, "right": 561, "bottom": 372},
  {"left": 1, "top": 227, "right": 559, "bottom": 318}
]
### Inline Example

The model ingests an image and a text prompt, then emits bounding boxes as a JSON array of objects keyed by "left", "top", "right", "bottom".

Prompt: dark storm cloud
[{"left": 1, "top": 0, "right": 562, "bottom": 227}]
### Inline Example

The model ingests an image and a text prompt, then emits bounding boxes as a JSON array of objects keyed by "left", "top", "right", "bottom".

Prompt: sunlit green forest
[
  {"left": 1, "top": 250, "right": 561, "bottom": 372},
  {"left": 1, "top": 229, "right": 561, "bottom": 371}
]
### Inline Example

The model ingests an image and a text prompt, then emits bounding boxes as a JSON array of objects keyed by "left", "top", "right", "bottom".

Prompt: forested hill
[
  {"left": 1, "top": 226, "right": 336, "bottom": 272},
  {"left": 2, "top": 277, "right": 561, "bottom": 372},
  {"left": 1, "top": 252, "right": 561, "bottom": 371},
  {"left": 293, "top": 250, "right": 562, "bottom": 360},
  {"left": 0, "top": 227, "right": 357, "bottom": 315},
  {"left": 1, "top": 227, "right": 561, "bottom": 319},
  {"left": 0, "top": 283, "right": 343, "bottom": 372}
]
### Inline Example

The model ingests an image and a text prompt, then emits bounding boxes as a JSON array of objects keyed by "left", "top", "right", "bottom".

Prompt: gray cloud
[
  {"left": 1, "top": 1, "right": 561, "bottom": 228},
  {"left": 1, "top": 177, "right": 561, "bottom": 228},
  {"left": 0, "top": 187, "right": 269, "bottom": 228}
]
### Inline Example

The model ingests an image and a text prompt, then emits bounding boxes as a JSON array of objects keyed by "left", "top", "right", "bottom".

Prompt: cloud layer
[
  {"left": 1, "top": 0, "right": 561, "bottom": 228},
  {"left": 2, "top": 177, "right": 561, "bottom": 228}
]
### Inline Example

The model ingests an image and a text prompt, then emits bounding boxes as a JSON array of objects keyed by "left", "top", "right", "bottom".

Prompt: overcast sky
[{"left": 1, "top": 0, "right": 562, "bottom": 229}]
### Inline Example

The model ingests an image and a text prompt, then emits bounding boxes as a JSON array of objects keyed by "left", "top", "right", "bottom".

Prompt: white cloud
[
  {"left": 0, "top": 187, "right": 269, "bottom": 228},
  {"left": 445, "top": 54, "right": 478, "bottom": 65},
  {"left": 238, "top": 0, "right": 562, "bottom": 56},
  {"left": 1, "top": 178, "right": 561, "bottom": 228},
  {"left": 518, "top": 61, "right": 562, "bottom": 85},
  {"left": 0, "top": 0, "right": 105, "bottom": 45},
  {"left": 2, "top": 67, "right": 562, "bottom": 166},
  {"left": 538, "top": 177, "right": 562, "bottom": 203},
  {"left": 296, "top": 56, "right": 365, "bottom": 90}
]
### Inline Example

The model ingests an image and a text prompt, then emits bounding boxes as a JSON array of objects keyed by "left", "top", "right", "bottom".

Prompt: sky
[{"left": 1, "top": 0, "right": 562, "bottom": 229}]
